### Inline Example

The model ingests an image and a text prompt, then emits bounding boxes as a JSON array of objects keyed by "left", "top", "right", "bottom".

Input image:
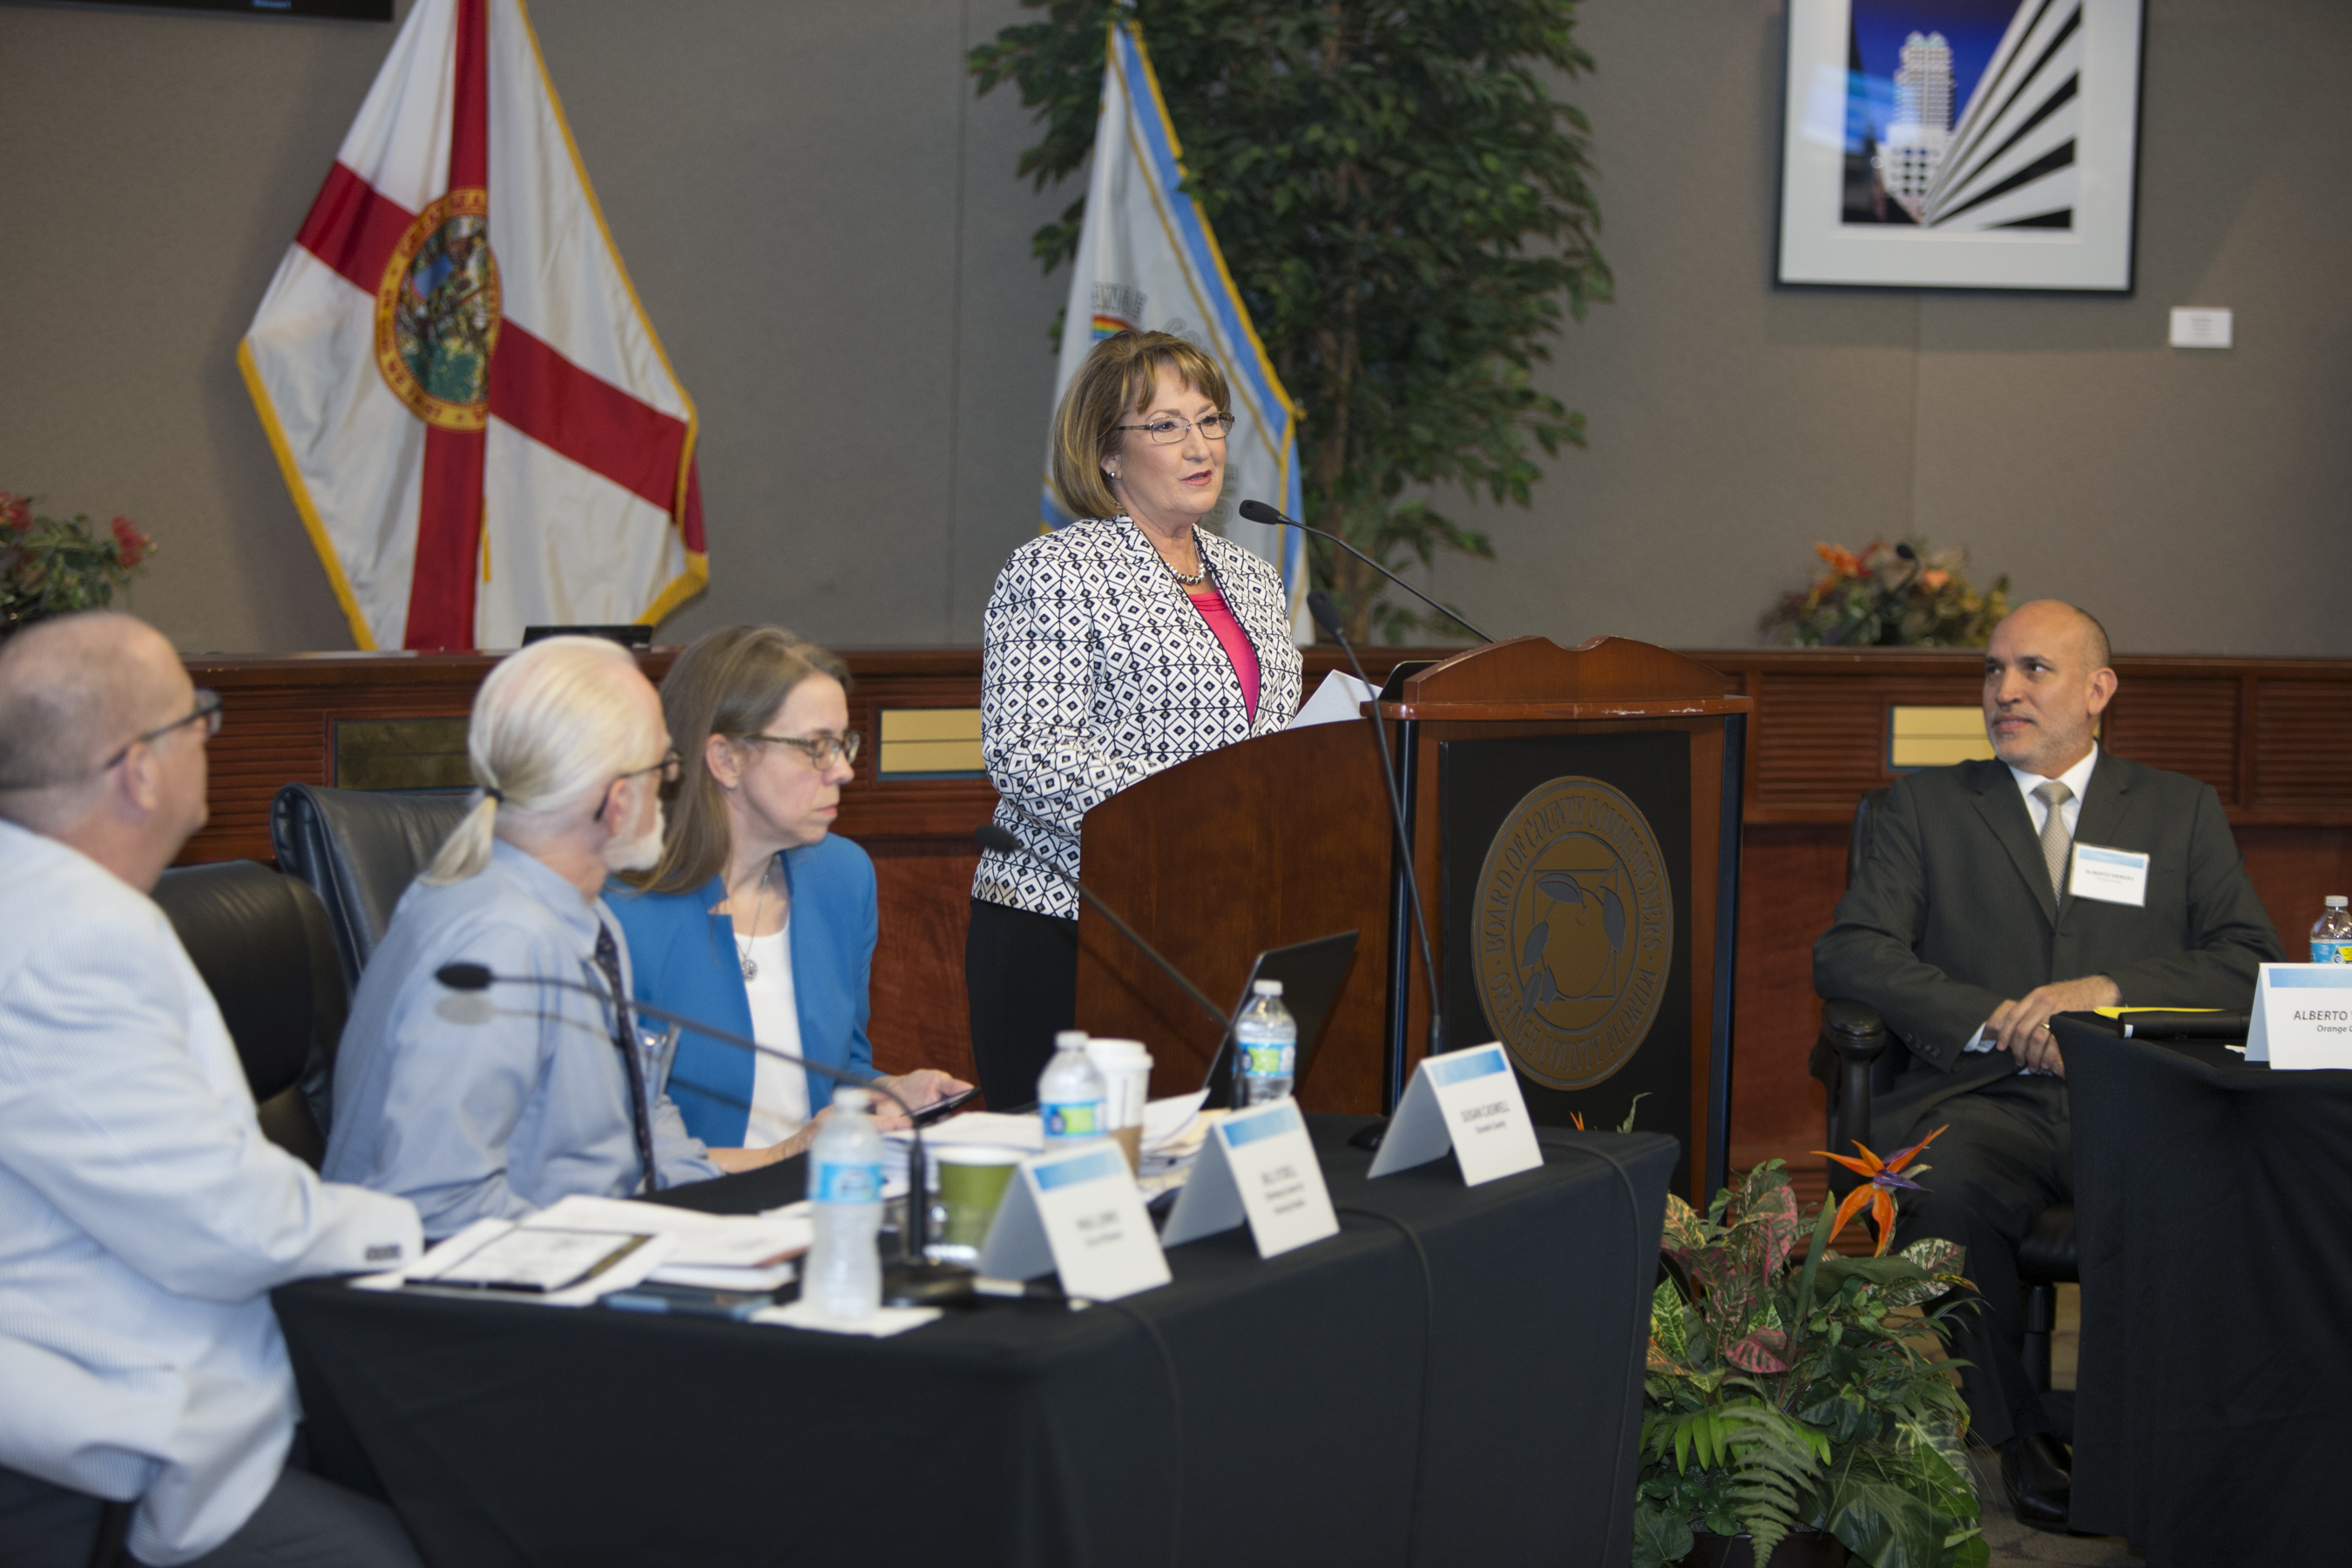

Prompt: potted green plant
[{"left": 1631, "top": 1153, "right": 1986, "bottom": 1568}]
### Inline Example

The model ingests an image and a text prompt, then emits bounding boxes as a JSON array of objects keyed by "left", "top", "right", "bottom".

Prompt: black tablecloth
[
  {"left": 276, "top": 1119, "right": 1675, "bottom": 1568},
  {"left": 2058, "top": 1019, "right": 2352, "bottom": 1563}
]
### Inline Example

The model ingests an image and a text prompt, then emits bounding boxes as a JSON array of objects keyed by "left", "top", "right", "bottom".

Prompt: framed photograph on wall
[{"left": 1776, "top": 0, "right": 2146, "bottom": 290}]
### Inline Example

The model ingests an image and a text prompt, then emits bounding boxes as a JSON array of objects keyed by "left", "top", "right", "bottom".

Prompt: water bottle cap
[
  {"left": 1054, "top": 1030, "right": 1091, "bottom": 1051},
  {"left": 1253, "top": 979, "right": 1284, "bottom": 997},
  {"left": 831, "top": 1085, "right": 872, "bottom": 1112},
  {"left": 2329, "top": 896, "right": 2349, "bottom": 909}
]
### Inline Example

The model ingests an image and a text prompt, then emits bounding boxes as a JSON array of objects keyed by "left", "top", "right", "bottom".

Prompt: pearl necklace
[{"left": 1159, "top": 530, "right": 1207, "bottom": 587}]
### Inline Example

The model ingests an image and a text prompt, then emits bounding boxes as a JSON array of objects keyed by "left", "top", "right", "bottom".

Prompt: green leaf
[{"left": 1627, "top": 1499, "right": 1693, "bottom": 1568}]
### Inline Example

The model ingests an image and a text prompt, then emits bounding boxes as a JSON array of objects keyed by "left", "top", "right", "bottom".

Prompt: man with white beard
[{"left": 324, "top": 637, "right": 731, "bottom": 1239}]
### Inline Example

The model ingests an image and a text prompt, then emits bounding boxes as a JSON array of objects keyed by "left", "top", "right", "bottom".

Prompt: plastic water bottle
[
  {"left": 1037, "top": 1031, "right": 1108, "bottom": 1146},
  {"left": 1232, "top": 979, "right": 1298, "bottom": 1106},
  {"left": 805, "top": 1086, "right": 883, "bottom": 1321},
  {"left": 2315, "top": 896, "right": 2352, "bottom": 964}
]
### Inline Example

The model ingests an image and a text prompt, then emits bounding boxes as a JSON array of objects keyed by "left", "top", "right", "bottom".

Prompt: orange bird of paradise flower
[{"left": 1813, "top": 1126, "right": 1946, "bottom": 1256}]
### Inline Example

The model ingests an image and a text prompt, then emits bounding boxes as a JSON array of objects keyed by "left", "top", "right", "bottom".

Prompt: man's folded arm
[
  {"left": 1813, "top": 783, "right": 2006, "bottom": 1071},
  {"left": 0, "top": 927, "right": 420, "bottom": 1300}
]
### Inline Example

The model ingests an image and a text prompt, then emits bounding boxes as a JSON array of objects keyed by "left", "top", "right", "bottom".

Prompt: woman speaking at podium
[{"left": 966, "top": 330, "right": 1302, "bottom": 1108}]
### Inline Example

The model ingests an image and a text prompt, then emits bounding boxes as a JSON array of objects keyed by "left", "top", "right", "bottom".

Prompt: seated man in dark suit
[{"left": 1815, "top": 599, "right": 2284, "bottom": 1528}]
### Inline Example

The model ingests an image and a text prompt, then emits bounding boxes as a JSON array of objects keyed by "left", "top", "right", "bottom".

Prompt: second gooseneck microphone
[
  {"left": 1235, "top": 498, "right": 1494, "bottom": 644},
  {"left": 1305, "top": 589, "right": 1447, "bottom": 1091}
]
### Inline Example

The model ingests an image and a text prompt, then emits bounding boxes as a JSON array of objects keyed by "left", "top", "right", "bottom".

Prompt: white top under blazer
[{"left": 972, "top": 517, "right": 1303, "bottom": 920}]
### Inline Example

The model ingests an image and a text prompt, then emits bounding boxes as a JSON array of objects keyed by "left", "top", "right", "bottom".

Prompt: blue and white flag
[{"left": 1046, "top": 19, "right": 1308, "bottom": 640}]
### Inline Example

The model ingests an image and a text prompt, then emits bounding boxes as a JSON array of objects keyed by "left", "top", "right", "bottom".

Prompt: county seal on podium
[{"left": 1473, "top": 775, "right": 1673, "bottom": 1091}]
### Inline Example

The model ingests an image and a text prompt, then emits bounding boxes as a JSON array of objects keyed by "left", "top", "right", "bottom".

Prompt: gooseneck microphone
[
  {"left": 973, "top": 819, "right": 1237, "bottom": 1051},
  {"left": 1306, "top": 589, "right": 1445, "bottom": 1089},
  {"left": 1235, "top": 498, "right": 1494, "bottom": 644},
  {"left": 434, "top": 963, "right": 967, "bottom": 1302}
]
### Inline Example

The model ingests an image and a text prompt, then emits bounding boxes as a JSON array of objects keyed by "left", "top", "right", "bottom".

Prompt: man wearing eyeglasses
[
  {"left": 0, "top": 612, "right": 425, "bottom": 1566},
  {"left": 325, "top": 636, "right": 722, "bottom": 1240}
]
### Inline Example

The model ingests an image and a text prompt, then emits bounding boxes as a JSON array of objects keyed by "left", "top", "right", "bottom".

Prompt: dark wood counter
[{"left": 181, "top": 644, "right": 2352, "bottom": 1160}]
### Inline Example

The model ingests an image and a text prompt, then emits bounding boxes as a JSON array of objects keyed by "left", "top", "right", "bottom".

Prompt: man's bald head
[
  {"left": 0, "top": 612, "right": 189, "bottom": 825},
  {"left": 1982, "top": 599, "right": 2118, "bottom": 777}
]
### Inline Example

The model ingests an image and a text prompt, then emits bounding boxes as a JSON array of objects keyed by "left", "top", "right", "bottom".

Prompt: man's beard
[{"left": 601, "top": 801, "right": 666, "bottom": 874}]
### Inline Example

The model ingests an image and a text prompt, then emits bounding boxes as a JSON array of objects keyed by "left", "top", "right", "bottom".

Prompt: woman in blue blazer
[{"left": 610, "top": 627, "right": 967, "bottom": 1166}]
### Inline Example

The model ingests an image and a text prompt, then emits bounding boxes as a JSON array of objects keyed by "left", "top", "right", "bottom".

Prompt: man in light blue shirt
[
  {"left": 325, "top": 636, "right": 722, "bottom": 1239},
  {"left": 0, "top": 612, "right": 424, "bottom": 1567}
]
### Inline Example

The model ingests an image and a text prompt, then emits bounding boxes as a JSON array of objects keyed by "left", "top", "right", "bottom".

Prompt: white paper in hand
[
  {"left": 1368, "top": 1043, "right": 1543, "bottom": 1186},
  {"left": 1286, "top": 670, "right": 1378, "bottom": 730}
]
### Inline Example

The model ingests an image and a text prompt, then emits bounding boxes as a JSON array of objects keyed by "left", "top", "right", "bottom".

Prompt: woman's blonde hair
[
  {"left": 423, "top": 635, "right": 663, "bottom": 883},
  {"left": 1048, "top": 329, "right": 1231, "bottom": 523},
  {"left": 624, "top": 625, "right": 851, "bottom": 897}
]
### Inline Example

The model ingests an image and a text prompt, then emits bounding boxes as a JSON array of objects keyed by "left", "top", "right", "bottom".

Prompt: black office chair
[
  {"left": 152, "top": 860, "right": 348, "bottom": 1165},
  {"left": 1810, "top": 787, "right": 2077, "bottom": 1395},
  {"left": 269, "top": 782, "right": 472, "bottom": 994}
]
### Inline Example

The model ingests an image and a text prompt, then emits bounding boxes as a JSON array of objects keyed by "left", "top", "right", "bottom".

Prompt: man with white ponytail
[
  {"left": 0, "top": 612, "right": 425, "bottom": 1568},
  {"left": 325, "top": 637, "right": 722, "bottom": 1239}
]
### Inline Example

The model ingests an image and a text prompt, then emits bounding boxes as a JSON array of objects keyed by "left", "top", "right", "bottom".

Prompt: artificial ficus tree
[{"left": 974, "top": 0, "right": 1611, "bottom": 643}]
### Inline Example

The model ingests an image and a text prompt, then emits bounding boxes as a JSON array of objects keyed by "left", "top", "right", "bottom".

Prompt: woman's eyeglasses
[
  {"left": 740, "top": 731, "right": 863, "bottom": 769},
  {"left": 1113, "top": 413, "right": 1236, "bottom": 443}
]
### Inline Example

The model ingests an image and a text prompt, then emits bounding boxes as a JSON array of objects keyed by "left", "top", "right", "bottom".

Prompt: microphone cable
[
  {"left": 1098, "top": 1297, "right": 1186, "bottom": 1568},
  {"left": 1334, "top": 1202, "right": 1436, "bottom": 1566}
]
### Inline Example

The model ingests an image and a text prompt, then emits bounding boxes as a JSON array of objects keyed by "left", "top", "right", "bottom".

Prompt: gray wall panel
[{"left": 2, "top": 0, "right": 2343, "bottom": 656}]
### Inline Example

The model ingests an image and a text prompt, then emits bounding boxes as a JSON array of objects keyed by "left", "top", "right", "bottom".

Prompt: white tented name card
[
  {"left": 2247, "top": 964, "right": 2352, "bottom": 1069},
  {"left": 2069, "top": 843, "right": 2150, "bottom": 907},
  {"left": 1160, "top": 1098, "right": 1339, "bottom": 1258},
  {"left": 977, "top": 1141, "right": 1170, "bottom": 1301},
  {"left": 1368, "top": 1042, "right": 1544, "bottom": 1186}
]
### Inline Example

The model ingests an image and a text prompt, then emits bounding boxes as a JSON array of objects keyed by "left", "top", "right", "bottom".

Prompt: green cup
[{"left": 931, "top": 1147, "right": 1024, "bottom": 1262}]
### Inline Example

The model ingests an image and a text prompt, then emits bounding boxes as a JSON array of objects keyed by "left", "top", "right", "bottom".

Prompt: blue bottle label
[
  {"left": 812, "top": 1159, "right": 882, "bottom": 1204},
  {"left": 1042, "top": 1099, "right": 1101, "bottom": 1139},
  {"left": 2315, "top": 940, "right": 2351, "bottom": 964}
]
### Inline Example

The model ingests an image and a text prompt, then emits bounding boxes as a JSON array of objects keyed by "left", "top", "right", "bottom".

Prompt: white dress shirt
[
  {"left": 1963, "top": 745, "right": 2102, "bottom": 1055},
  {"left": 0, "top": 821, "right": 422, "bottom": 1565}
]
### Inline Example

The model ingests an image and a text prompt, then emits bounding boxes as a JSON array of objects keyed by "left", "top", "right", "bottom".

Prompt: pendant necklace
[
  {"left": 737, "top": 866, "right": 771, "bottom": 981},
  {"left": 1160, "top": 529, "right": 1207, "bottom": 587}
]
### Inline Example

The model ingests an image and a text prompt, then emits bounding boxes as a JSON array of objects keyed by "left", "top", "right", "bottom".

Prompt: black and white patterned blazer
[{"left": 971, "top": 517, "right": 1305, "bottom": 919}]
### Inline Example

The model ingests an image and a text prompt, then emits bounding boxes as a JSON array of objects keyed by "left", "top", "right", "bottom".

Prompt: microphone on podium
[
  {"left": 433, "top": 963, "right": 970, "bottom": 1303},
  {"left": 973, "top": 819, "right": 1236, "bottom": 1049},
  {"left": 1304, "top": 590, "right": 1446, "bottom": 1117},
  {"left": 1236, "top": 498, "right": 1494, "bottom": 644}
]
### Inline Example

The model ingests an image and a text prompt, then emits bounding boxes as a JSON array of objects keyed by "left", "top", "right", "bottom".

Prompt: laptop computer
[{"left": 1198, "top": 930, "right": 1360, "bottom": 1109}]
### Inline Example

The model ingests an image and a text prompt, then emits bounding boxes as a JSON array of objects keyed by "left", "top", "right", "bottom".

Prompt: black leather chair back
[
  {"left": 1847, "top": 787, "right": 1889, "bottom": 887},
  {"left": 270, "top": 783, "right": 472, "bottom": 992},
  {"left": 151, "top": 861, "right": 348, "bottom": 1168}
]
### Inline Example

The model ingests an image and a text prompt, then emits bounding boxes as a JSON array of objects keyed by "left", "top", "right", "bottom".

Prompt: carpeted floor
[{"left": 1968, "top": 1285, "right": 2138, "bottom": 1565}]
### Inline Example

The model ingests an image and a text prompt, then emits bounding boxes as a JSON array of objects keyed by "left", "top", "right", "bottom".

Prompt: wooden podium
[
  {"left": 1077, "top": 639, "right": 1749, "bottom": 1203},
  {"left": 1077, "top": 636, "right": 1751, "bottom": 1200}
]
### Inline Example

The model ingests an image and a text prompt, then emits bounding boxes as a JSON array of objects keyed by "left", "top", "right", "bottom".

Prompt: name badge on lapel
[{"left": 2069, "top": 843, "right": 2149, "bottom": 907}]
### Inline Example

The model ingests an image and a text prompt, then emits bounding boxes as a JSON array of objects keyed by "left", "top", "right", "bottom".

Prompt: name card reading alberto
[
  {"left": 1160, "top": 1098, "right": 1339, "bottom": 1258},
  {"left": 2069, "top": 843, "right": 2150, "bottom": 907},
  {"left": 2247, "top": 964, "right": 2352, "bottom": 1071},
  {"left": 1368, "top": 1043, "right": 1543, "bottom": 1186},
  {"left": 977, "top": 1141, "right": 1169, "bottom": 1301}
]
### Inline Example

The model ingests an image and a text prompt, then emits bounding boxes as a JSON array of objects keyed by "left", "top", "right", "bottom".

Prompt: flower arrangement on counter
[
  {"left": 1762, "top": 538, "right": 2008, "bottom": 649},
  {"left": 1, "top": 491, "right": 156, "bottom": 632}
]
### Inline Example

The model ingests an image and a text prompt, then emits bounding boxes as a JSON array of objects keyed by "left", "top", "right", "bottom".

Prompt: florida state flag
[{"left": 240, "top": 0, "right": 705, "bottom": 651}]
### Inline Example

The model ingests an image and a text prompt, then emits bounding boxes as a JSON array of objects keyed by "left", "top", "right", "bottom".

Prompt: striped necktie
[
  {"left": 591, "top": 921, "right": 662, "bottom": 1193},
  {"left": 2033, "top": 781, "right": 2075, "bottom": 896}
]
